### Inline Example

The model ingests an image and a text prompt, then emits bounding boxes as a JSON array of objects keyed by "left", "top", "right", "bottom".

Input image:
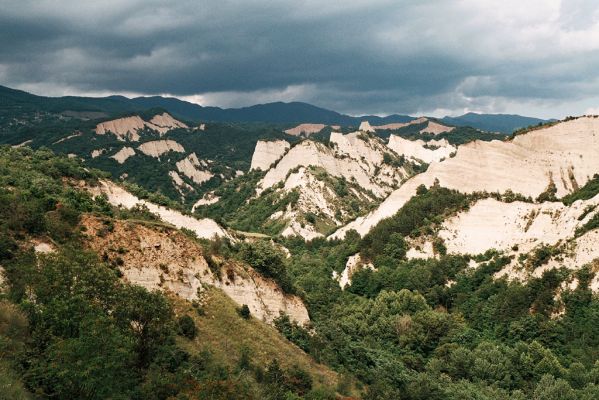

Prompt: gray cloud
[{"left": 1, "top": 0, "right": 599, "bottom": 118}]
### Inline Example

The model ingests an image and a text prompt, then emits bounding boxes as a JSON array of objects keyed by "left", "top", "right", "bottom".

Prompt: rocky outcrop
[
  {"left": 88, "top": 180, "right": 228, "bottom": 240},
  {"left": 169, "top": 171, "right": 194, "bottom": 196},
  {"left": 95, "top": 116, "right": 147, "bottom": 141},
  {"left": 250, "top": 140, "right": 290, "bottom": 171},
  {"left": 358, "top": 121, "right": 375, "bottom": 132},
  {"left": 421, "top": 120, "right": 454, "bottom": 135},
  {"left": 91, "top": 149, "right": 105, "bottom": 158},
  {"left": 405, "top": 195, "right": 599, "bottom": 291},
  {"left": 334, "top": 253, "right": 375, "bottom": 289},
  {"left": 176, "top": 153, "right": 213, "bottom": 184},
  {"left": 149, "top": 112, "right": 188, "bottom": 130},
  {"left": 110, "top": 147, "right": 136, "bottom": 164},
  {"left": 260, "top": 132, "right": 406, "bottom": 198},
  {"left": 81, "top": 215, "right": 310, "bottom": 325},
  {"left": 284, "top": 124, "right": 327, "bottom": 136},
  {"left": 95, "top": 113, "right": 188, "bottom": 141},
  {"left": 388, "top": 136, "right": 456, "bottom": 164},
  {"left": 138, "top": 140, "right": 185, "bottom": 158},
  {"left": 192, "top": 193, "right": 220, "bottom": 212},
  {"left": 331, "top": 117, "right": 599, "bottom": 238}
]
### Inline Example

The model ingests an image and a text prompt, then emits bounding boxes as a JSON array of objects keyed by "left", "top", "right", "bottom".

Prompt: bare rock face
[
  {"left": 95, "top": 116, "right": 147, "bottom": 141},
  {"left": 95, "top": 113, "right": 188, "bottom": 141},
  {"left": 137, "top": 140, "right": 185, "bottom": 158},
  {"left": 358, "top": 121, "right": 375, "bottom": 133},
  {"left": 149, "top": 112, "right": 188, "bottom": 130},
  {"left": 334, "top": 253, "right": 375, "bottom": 289},
  {"left": 332, "top": 117, "right": 599, "bottom": 239},
  {"left": 421, "top": 120, "right": 454, "bottom": 135},
  {"left": 388, "top": 135, "right": 456, "bottom": 164},
  {"left": 88, "top": 180, "right": 228, "bottom": 240},
  {"left": 176, "top": 153, "right": 214, "bottom": 184},
  {"left": 259, "top": 132, "right": 406, "bottom": 198},
  {"left": 110, "top": 147, "right": 136, "bottom": 164},
  {"left": 250, "top": 140, "right": 290, "bottom": 171},
  {"left": 405, "top": 195, "right": 599, "bottom": 291},
  {"left": 284, "top": 124, "right": 327, "bottom": 137},
  {"left": 82, "top": 215, "right": 310, "bottom": 325},
  {"left": 370, "top": 117, "right": 428, "bottom": 131}
]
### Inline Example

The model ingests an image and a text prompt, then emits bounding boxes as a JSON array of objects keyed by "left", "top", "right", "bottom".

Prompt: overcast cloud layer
[{"left": 1, "top": 0, "right": 599, "bottom": 118}]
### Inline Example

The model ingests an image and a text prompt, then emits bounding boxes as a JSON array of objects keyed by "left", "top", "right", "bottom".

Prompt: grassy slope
[{"left": 174, "top": 289, "right": 339, "bottom": 389}]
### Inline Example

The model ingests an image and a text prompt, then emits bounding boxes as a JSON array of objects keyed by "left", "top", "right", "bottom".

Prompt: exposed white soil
[
  {"left": 406, "top": 241, "right": 435, "bottom": 260},
  {"left": 259, "top": 132, "right": 406, "bottom": 198},
  {"left": 91, "top": 149, "right": 105, "bottom": 158},
  {"left": 88, "top": 180, "right": 229, "bottom": 240},
  {"left": 332, "top": 117, "right": 599, "bottom": 239},
  {"left": 371, "top": 117, "right": 428, "bottom": 130},
  {"left": 388, "top": 135, "right": 456, "bottom": 164},
  {"left": 138, "top": 140, "right": 185, "bottom": 158},
  {"left": 359, "top": 121, "right": 375, "bottom": 132},
  {"left": 149, "top": 112, "right": 188, "bottom": 130},
  {"left": 110, "top": 147, "right": 136, "bottom": 164},
  {"left": 95, "top": 113, "right": 187, "bottom": 141},
  {"left": 169, "top": 171, "right": 195, "bottom": 197},
  {"left": 275, "top": 167, "right": 336, "bottom": 240},
  {"left": 403, "top": 195, "right": 599, "bottom": 290},
  {"left": 176, "top": 153, "right": 214, "bottom": 184},
  {"left": 250, "top": 140, "right": 291, "bottom": 171},
  {"left": 12, "top": 140, "right": 32, "bottom": 148},
  {"left": 334, "top": 253, "right": 375, "bottom": 289},
  {"left": 192, "top": 192, "right": 220, "bottom": 212},
  {"left": 82, "top": 215, "right": 309, "bottom": 325},
  {"left": 95, "top": 116, "right": 146, "bottom": 141},
  {"left": 33, "top": 240, "right": 55, "bottom": 254},
  {"left": 284, "top": 123, "right": 327, "bottom": 136},
  {"left": 53, "top": 131, "right": 82, "bottom": 144},
  {"left": 421, "top": 121, "right": 454, "bottom": 135}
]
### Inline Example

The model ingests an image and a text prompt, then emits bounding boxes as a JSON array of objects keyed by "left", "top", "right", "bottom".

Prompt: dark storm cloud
[{"left": 1, "top": 0, "right": 599, "bottom": 117}]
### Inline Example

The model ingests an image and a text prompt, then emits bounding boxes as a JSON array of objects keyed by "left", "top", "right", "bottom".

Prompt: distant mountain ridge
[
  {"left": 1, "top": 84, "right": 549, "bottom": 132},
  {"left": 441, "top": 112, "right": 551, "bottom": 134}
]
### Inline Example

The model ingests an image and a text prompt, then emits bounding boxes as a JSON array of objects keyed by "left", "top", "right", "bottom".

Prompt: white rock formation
[
  {"left": 192, "top": 193, "right": 220, "bottom": 212},
  {"left": 371, "top": 117, "right": 428, "bottom": 131},
  {"left": 176, "top": 153, "right": 214, "bottom": 184},
  {"left": 421, "top": 121, "right": 454, "bottom": 135},
  {"left": 138, "top": 140, "right": 185, "bottom": 158},
  {"left": 110, "top": 147, "right": 136, "bottom": 164},
  {"left": 284, "top": 123, "right": 327, "bottom": 136},
  {"left": 416, "top": 195, "right": 599, "bottom": 291},
  {"left": 335, "top": 253, "right": 375, "bottom": 289},
  {"left": 169, "top": 171, "right": 195, "bottom": 195},
  {"left": 149, "top": 112, "right": 188, "bottom": 130},
  {"left": 91, "top": 149, "right": 105, "bottom": 158},
  {"left": 259, "top": 132, "right": 405, "bottom": 198},
  {"left": 331, "top": 117, "right": 599, "bottom": 239},
  {"left": 250, "top": 140, "right": 291, "bottom": 171},
  {"left": 359, "top": 121, "right": 375, "bottom": 132},
  {"left": 88, "top": 180, "right": 229, "bottom": 240},
  {"left": 388, "top": 135, "right": 456, "bottom": 164},
  {"left": 95, "top": 113, "right": 187, "bottom": 141},
  {"left": 82, "top": 215, "right": 309, "bottom": 325}
]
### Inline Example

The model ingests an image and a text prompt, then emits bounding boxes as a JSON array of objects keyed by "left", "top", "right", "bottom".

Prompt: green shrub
[{"left": 177, "top": 315, "right": 197, "bottom": 339}]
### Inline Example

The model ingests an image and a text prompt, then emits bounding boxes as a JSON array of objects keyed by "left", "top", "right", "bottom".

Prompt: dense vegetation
[
  {"left": 562, "top": 174, "right": 599, "bottom": 205},
  {"left": 0, "top": 147, "right": 338, "bottom": 399},
  {"left": 2, "top": 105, "right": 599, "bottom": 399},
  {"left": 277, "top": 186, "right": 599, "bottom": 400}
]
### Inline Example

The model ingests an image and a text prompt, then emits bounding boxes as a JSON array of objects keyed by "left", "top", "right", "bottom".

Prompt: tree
[{"left": 177, "top": 315, "right": 197, "bottom": 339}]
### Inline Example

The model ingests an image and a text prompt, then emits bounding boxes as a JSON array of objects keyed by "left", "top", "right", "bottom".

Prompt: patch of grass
[{"left": 173, "top": 288, "right": 338, "bottom": 388}]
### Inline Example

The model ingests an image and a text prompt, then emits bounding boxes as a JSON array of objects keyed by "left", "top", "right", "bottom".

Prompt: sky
[{"left": 1, "top": 0, "right": 599, "bottom": 119}]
